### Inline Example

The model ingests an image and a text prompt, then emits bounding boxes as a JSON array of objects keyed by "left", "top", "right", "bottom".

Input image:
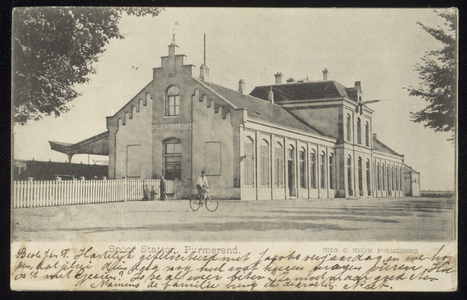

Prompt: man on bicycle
[{"left": 196, "top": 170, "right": 209, "bottom": 201}]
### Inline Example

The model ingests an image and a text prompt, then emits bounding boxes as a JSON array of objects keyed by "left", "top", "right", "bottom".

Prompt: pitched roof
[
  {"left": 373, "top": 136, "right": 402, "bottom": 157},
  {"left": 403, "top": 164, "right": 419, "bottom": 174},
  {"left": 206, "top": 82, "right": 329, "bottom": 138},
  {"left": 249, "top": 80, "right": 355, "bottom": 102}
]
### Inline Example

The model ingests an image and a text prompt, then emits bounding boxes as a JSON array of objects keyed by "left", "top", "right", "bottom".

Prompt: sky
[{"left": 13, "top": 8, "right": 457, "bottom": 191}]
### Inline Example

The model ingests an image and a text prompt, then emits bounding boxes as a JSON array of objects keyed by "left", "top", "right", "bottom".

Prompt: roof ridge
[
  {"left": 210, "top": 82, "right": 288, "bottom": 108},
  {"left": 373, "top": 137, "right": 402, "bottom": 157}
]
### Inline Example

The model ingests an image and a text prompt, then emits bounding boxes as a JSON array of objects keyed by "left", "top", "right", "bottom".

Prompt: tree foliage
[
  {"left": 407, "top": 10, "right": 457, "bottom": 140},
  {"left": 13, "top": 7, "right": 162, "bottom": 125}
]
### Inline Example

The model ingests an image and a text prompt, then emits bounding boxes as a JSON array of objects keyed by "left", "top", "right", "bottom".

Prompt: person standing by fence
[{"left": 160, "top": 176, "right": 166, "bottom": 201}]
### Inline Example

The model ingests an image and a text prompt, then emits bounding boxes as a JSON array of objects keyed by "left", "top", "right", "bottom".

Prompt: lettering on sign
[{"left": 152, "top": 123, "right": 192, "bottom": 130}]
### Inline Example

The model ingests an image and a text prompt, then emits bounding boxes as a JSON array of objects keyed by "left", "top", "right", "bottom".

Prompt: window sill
[{"left": 163, "top": 116, "right": 180, "bottom": 119}]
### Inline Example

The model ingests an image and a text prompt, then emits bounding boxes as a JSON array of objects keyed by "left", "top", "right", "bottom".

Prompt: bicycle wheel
[
  {"left": 190, "top": 195, "right": 201, "bottom": 211},
  {"left": 205, "top": 196, "right": 218, "bottom": 212}
]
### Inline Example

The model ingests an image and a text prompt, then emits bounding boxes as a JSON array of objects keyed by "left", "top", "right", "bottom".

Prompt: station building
[{"left": 50, "top": 38, "right": 416, "bottom": 200}]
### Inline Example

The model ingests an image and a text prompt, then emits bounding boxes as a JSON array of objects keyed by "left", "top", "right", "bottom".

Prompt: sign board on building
[{"left": 152, "top": 123, "right": 192, "bottom": 130}]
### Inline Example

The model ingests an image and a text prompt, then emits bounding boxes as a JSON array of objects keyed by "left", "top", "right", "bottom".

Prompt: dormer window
[{"left": 166, "top": 86, "right": 180, "bottom": 116}]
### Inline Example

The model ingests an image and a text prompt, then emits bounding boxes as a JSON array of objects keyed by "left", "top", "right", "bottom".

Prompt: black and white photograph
[{"left": 11, "top": 7, "right": 457, "bottom": 291}]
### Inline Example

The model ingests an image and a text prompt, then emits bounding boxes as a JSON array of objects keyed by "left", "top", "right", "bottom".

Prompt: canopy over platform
[{"left": 49, "top": 131, "right": 109, "bottom": 163}]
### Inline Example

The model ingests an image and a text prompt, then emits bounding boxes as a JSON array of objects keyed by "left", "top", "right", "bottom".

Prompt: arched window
[
  {"left": 390, "top": 165, "right": 394, "bottom": 191},
  {"left": 274, "top": 143, "right": 284, "bottom": 188},
  {"left": 163, "top": 138, "right": 182, "bottom": 180},
  {"left": 365, "top": 121, "right": 370, "bottom": 147},
  {"left": 347, "top": 155, "right": 353, "bottom": 196},
  {"left": 399, "top": 166, "right": 403, "bottom": 191},
  {"left": 357, "top": 118, "right": 362, "bottom": 144},
  {"left": 244, "top": 137, "right": 254, "bottom": 187},
  {"left": 310, "top": 149, "right": 316, "bottom": 189},
  {"left": 366, "top": 159, "right": 371, "bottom": 195},
  {"left": 260, "top": 140, "right": 270, "bottom": 188},
  {"left": 320, "top": 151, "right": 326, "bottom": 189},
  {"left": 346, "top": 114, "right": 352, "bottom": 142},
  {"left": 329, "top": 153, "right": 334, "bottom": 189},
  {"left": 358, "top": 157, "right": 363, "bottom": 193},
  {"left": 395, "top": 166, "right": 399, "bottom": 191},
  {"left": 382, "top": 163, "right": 386, "bottom": 191},
  {"left": 387, "top": 164, "right": 390, "bottom": 192},
  {"left": 166, "top": 86, "right": 180, "bottom": 116},
  {"left": 288, "top": 145, "right": 296, "bottom": 196},
  {"left": 299, "top": 148, "right": 306, "bottom": 188},
  {"left": 377, "top": 162, "right": 381, "bottom": 190}
]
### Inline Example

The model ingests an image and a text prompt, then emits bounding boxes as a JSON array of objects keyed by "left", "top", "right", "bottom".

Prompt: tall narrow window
[
  {"left": 287, "top": 146, "right": 296, "bottom": 196},
  {"left": 320, "top": 151, "right": 326, "bottom": 189},
  {"left": 377, "top": 162, "right": 381, "bottom": 190},
  {"left": 357, "top": 118, "right": 362, "bottom": 144},
  {"left": 347, "top": 155, "right": 353, "bottom": 196},
  {"left": 244, "top": 137, "right": 254, "bottom": 187},
  {"left": 390, "top": 165, "right": 394, "bottom": 191},
  {"left": 310, "top": 150, "right": 316, "bottom": 189},
  {"left": 346, "top": 114, "right": 352, "bottom": 142},
  {"left": 387, "top": 164, "right": 390, "bottom": 192},
  {"left": 382, "top": 164, "right": 386, "bottom": 191},
  {"left": 260, "top": 140, "right": 270, "bottom": 188},
  {"left": 299, "top": 148, "right": 306, "bottom": 188},
  {"left": 358, "top": 157, "right": 363, "bottom": 192},
  {"left": 399, "top": 166, "right": 403, "bottom": 191},
  {"left": 365, "top": 121, "right": 370, "bottom": 147},
  {"left": 274, "top": 143, "right": 284, "bottom": 188},
  {"left": 166, "top": 86, "right": 180, "bottom": 116},
  {"left": 396, "top": 166, "right": 399, "bottom": 191},
  {"left": 164, "top": 138, "right": 182, "bottom": 180},
  {"left": 366, "top": 159, "right": 371, "bottom": 195},
  {"left": 329, "top": 154, "right": 334, "bottom": 189}
]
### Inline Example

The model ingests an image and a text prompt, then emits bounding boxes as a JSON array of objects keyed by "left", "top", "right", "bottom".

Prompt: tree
[
  {"left": 13, "top": 7, "right": 162, "bottom": 125},
  {"left": 407, "top": 10, "right": 457, "bottom": 141}
]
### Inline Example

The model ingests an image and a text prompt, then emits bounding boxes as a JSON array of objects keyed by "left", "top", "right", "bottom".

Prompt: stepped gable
[
  {"left": 249, "top": 80, "right": 355, "bottom": 102},
  {"left": 373, "top": 136, "right": 402, "bottom": 157},
  {"left": 208, "top": 82, "right": 330, "bottom": 138}
]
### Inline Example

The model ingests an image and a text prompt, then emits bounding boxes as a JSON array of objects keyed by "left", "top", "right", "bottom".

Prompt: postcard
[{"left": 11, "top": 7, "right": 457, "bottom": 291}]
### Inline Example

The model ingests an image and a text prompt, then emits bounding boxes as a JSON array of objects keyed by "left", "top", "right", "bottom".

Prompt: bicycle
[{"left": 190, "top": 191, "right": 218, "bottom": 212}]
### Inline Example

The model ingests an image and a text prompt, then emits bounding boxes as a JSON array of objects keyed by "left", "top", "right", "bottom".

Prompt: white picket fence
[{"left": 13, "top": 179, "right": 182, "bottom": 208}]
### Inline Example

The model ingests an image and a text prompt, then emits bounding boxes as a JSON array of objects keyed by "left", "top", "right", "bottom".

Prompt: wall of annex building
[
  {"left": 111, "top": 89, "right": 153, "bottom": 179},
  {"left": 240, "top": 125, "right": 337, "bottom": 200},
  {"left": 372, "top": 153, "right": 404, "bottom": 198},
  {"left": 404, "top": 171, "right": 420, "bottom": 197}
]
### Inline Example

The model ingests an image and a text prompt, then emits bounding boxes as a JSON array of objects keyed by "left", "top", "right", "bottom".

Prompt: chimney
[
  {"left": 268, "top": 86, "right": 274, "bottom": 103},
  {"left": 274, "top": 72, "right": 283, "bottom": 84},
  {"left": 238, "top": 79, "right": 245, "bottom": 94},
  {"left": 354, "top": 81, "right": 362, "bottom": 93},
  {"left": 200, "top": 65, "right": 209, "bottom": 82},
  {"left": 286, "top": 78, "right": 295, "bottom": 83},
  {"left": 323, "top": 68, "right": 328, "bottom": 80},
  {"left": 199, "top": 34, "right": 209, "bottom": 82}
]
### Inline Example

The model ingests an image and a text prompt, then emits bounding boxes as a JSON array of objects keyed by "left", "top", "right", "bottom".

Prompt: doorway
[{"left": 287, "top": 146, "right": 296, "bottom": 197}]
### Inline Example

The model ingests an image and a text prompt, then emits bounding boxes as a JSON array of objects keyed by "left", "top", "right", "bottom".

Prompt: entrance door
[
  {"left": 164, "top": 138, "right": 182, "bottom": 180},
  {"left": 287, "top": 146, "right": 296, "bottom": 197}
]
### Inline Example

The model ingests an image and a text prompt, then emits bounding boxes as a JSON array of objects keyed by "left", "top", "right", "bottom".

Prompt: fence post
[{"left": 124, "top": 178, "right": 128, "bottom": 202}]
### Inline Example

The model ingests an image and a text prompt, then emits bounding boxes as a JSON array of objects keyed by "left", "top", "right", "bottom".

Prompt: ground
[{"left": 11, "top": 197, "right": 455, "bottom": 243}]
